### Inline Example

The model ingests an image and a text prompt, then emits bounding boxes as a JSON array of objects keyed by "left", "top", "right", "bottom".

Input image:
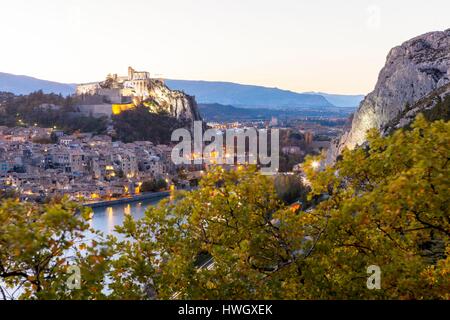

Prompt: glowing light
[
  {"left": 210, "top": 151, "right": 218, "bottom": 159},
  {"left": 107, "top": 207, "right": 114, "bottom": 232},
  {"left": 311, "top": 161, "right": 320, "bottom": 170},
  {"left": 135, "top": 181, "right": 142, "bottom": 194},
  {"left": 112, "top": 103, "right": 135, "bottom": 115}
]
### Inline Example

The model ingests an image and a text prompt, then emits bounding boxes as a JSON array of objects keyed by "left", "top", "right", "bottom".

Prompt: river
[{"left": 89, "top": 198, "right": 164, "bottom": 236}]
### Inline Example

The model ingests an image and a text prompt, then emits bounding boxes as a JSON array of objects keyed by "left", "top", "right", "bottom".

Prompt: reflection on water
[
  {"left": 89, "top": 198, "right": 164, "bottom": 236},
  {"left": 0, "top": 198, "right": 166, "bottom": 299}
]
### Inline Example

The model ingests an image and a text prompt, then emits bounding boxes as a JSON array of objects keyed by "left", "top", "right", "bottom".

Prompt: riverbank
[{"left": 84, "top": 191, "right": 170, "bottom": 208}]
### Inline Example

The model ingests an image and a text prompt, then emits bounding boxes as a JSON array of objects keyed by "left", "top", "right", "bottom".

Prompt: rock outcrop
[
  {"left": 76, "top": 67, "right": 202, "bottom": 122},
  {"left": 148, "top": 79, "right": 202, "bottom": 121},
  {"left": 327, "top": 29, "right": 450, "bottom": 163},
  {"left": 382, "top": 83, "right": 450, "bottom": 134}
]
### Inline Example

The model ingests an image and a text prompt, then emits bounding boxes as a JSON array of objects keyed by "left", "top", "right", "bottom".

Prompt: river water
[
  {"left": 89, "top": 197, "right": 164, "bottom": 236},
  {"left": 0, "top": 198, "right": 166, "bottom": 299}
]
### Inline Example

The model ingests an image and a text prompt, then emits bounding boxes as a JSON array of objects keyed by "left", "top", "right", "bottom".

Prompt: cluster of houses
[{"left": 0, "top": 126, "right": 175, "bottom": 202}]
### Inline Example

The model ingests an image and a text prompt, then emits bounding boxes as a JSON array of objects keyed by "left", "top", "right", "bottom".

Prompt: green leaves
[
  {"left": 300, "top": 114, "right": 450, "bottom": 299},
  {"left": 0, "top": 197, "right": 111, "bottom": 300}
]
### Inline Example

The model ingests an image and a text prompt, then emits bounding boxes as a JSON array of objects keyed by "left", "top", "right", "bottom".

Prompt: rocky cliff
[
  {"left": 382, "top": 83, "right": 450, "bottom": 134},
  {"left": 148, "top": 79, "right": 202, "bottom": 121},
  {"left": 327, "top": 29, "right": 450, "bottom": 163}
]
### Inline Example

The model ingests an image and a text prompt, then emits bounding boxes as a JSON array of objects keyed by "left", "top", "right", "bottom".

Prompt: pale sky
[{"left": 0, "top": 0, "right": 448, "bottom": 94}]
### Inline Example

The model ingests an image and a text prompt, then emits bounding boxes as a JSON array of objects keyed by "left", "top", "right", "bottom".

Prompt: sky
[{"left": 0, "top": 0, "right": 449, "bottom": 95}]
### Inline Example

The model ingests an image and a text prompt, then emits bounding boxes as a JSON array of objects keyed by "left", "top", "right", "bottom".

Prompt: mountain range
[
  {"left": 0, "top": 72, "right": 363, "bottom": 109},
  {"left": 165, "top": 80, "right": 364, "bottom": 109},
  {"left": 0, "top": 72, "right": 76, "bottom": 96},
  {"left": 167, "top": 79, "right": 340, "bottom": 108},
  {"left": 305, "top": 92, "right": 365, "bottom": 108}
]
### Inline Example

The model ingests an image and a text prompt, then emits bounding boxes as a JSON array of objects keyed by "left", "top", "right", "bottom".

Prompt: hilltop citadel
[{"left": 76, "top": 66, "right": 201, "bottom": 121}]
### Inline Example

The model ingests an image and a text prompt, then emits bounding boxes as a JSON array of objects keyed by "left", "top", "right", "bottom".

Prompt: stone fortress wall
[
  {"left": 75, "top": 66, "right": 201, "bottom": 121},
  {"left": 76, "top": 67, "right": 152, "bottom": 117}
]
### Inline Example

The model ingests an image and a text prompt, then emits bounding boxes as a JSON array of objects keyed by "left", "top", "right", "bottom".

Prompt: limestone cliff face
[
  {"left": 382, "top": 83, "right": 450, "bottom": 134},
  {"left": 148, "top": 79, "right": 202, "bottom": 121},
  {"left": 328, "top": 29, "right": 450, "bottom": 163}
]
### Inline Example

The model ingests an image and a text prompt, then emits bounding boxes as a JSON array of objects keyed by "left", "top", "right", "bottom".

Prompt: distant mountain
[
  {"left": 307, "top": 92, "right": 365, "bottom": 108},
  {"left": 0, "top": 72, "right": 363, "bottom": 110},
  {"left": 0, "top": 72, "right": 75, "bottom": 96},
  {"left": 165, "top": 79, "right": 334, "bottom": 109}
]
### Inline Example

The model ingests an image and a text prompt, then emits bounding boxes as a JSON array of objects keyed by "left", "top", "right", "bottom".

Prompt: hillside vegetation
[
  {"left": 0, "top": 91, "right": 107, "bottom": 134},
  {"left": 112, "top": 106, "right": 190, "bottom": 144}
]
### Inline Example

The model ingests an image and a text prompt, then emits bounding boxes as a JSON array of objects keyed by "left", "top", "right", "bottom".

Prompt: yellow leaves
[
  {"left": 13, "top": 247, "right": 21, "bottom": 257},
  {"left": 206, "top": 281, "right": 216, "bottom": 289},
  {"left": 421, "top": 266, "right": 438, "bottom": 284},
  {"left": 0, "top": 197, "right": 100, "bottom": 299},
  {"left": 80, "top": 207, "right": 94, "bottom": 221},
  {"left": 289, "top": 116, "right": 450, "bottom": 299},
  {"left": 239, "top": 240, "right": 250, "bottom": 251},
  {"left": 358, "top": 213, "right": 370, "bottom": 226}
]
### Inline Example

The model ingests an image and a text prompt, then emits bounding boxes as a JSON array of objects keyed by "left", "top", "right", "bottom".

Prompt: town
[
  {"left": 0, "top": 116, "right": 348, "bottom": 203},
  {"left": 0, "top": 125, "right": 174, "bottom": 202},
  {"left": 0, "top": 67, "right": 351, "bottom": 203}
]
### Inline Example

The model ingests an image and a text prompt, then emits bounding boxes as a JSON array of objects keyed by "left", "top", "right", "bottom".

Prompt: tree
[
  {"left": 112, "top": 106, "right": 189, "bottom": 144},
  {"left": 273, "top": 174, "right": 309, "bottom": 205},
  {"left": 0, "top": 190, "right": 17, "bottom": 200},
  {"left": 140, "top": 178, "right": 168, "bottom": 193},
  {"left": 0, "top": 198, "right": 112, "bottom": 300},
  {"left": 0, "top": 91, "right": 108, "bottom": 134},
  {"left": 109, "top": 115, "right": 449, "bottom": 299},
  {"left": 0, "top": 115, "right": 448, "bottom": 300},
  {"left": 109, "top": 166, "right": 288, "bottom": 299},
  {"left": 299, "top": 114, "right": 449, "bottom": 299}
]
